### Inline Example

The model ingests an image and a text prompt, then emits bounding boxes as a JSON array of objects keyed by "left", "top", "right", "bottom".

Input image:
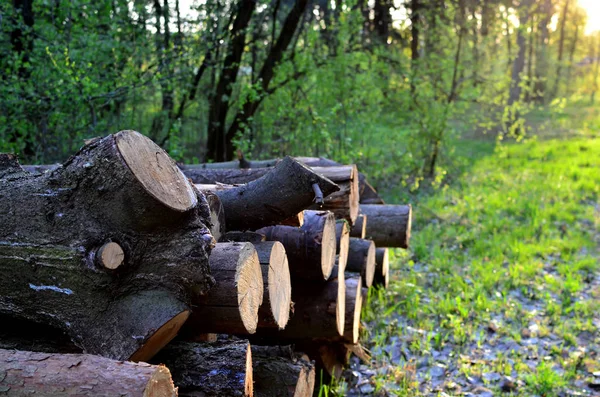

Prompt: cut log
[
  {"left": 252, "top": 279, "right": 343, "bottom": 341},
  {"left": 0, "top": 131, "right": 214, "bottom": 361},
  {"left": 341, "top": 276, "right": 363, "bottom": 344},
  {"left": 374, "top": 247, "right": 390, "bottom": 288},
  {"left": 346, "top": 238, "right": 376, "bottom": 287},
  {"left": 220, "top": 231, "right": 266, "bottom": 243},
  {"left": 360, "top": 204, "right": 412, "bottom": 248},
  {"left": 153, "top": 340, "right": 253, "bottom": 397},
  {"left": 308, "top": 165, "right": 359, "bottom": 224},
  {"left": 293, "top": 342, "right": 350, "bottom": 380},
  {"left": 205, "top": 191, "right": 226, "bottom": 241},
  {"left": 257, "top": 210, "right": 337, "bottom": 281},
  {"left": 252, "top": 348, "right": 315, "bottom": 397},
  {"left": 185, "top": 243, "right": 263, "bottom": 335},
  {"left": 279, "top": 211, "right": 304, "bottom": 227},
  {"left": 333, "top": 220, "right": 349, "bottom": 330},
  {"left": 0, "top": 348, "right": 177, "bottom": 396},
  {"left": 350, "top": 214, "right": 367, "bottom": 239},
  {"left": 255, "top": 241, "right": 292, "bottom": 329},
  {"left": 194, "top": 157, "right": 339, "bottom": 231}
]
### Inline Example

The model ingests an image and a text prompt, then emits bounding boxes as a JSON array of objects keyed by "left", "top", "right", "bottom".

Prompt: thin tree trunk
[
  {"left": 592, "top": 37, "right": 600, "bottom": 104},
  {"left": 550, "top": 0, "right": 570, "bottom": 99},
  {"left": 565, "top": 20, "right": 579, "bottom": 97},
  {"left": 410, "top": 0, "right": 421, "bottom": 96},
  {"left": 526, "top": 14, "right": 536, "bottom": 102},
  {"left": 508, "top": 0, "right": 531, "bottom": 107},
  {"left": 534, "top": 0, "right": 552, "bottom": 103}
]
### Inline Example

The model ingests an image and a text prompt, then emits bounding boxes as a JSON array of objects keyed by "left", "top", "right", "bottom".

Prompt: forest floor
[{"left": 336, "top": 108, "right": 600, "bottom": 396}]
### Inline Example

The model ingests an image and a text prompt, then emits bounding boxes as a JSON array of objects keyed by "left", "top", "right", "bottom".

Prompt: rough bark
[
  {"left": 192, "top": 157, "right": 339, "bottom": 231},
  {"left": 252, "top": 349, "right": 315, "bottom": 397},
  {"left": 153, "top": 341, "right": 253, "bottom": 397},
  {"left": 0, "top": 349, "right": 176, "bottom": 396},
  {"left": 360, "top": 204, "right": 412, "bottom": 248},
  {"left": 350, "top": 214, "right": 367, "bottom": 238},
  {"left": 257, "top": 210, "right": 337, "bottom": 281},
  {"left": 346, "top": 238, "right": 376, "bottom": 288},
  {"left": 374, "top": 247, "right": 390, "bottom": 288},
  {"left": 185, "top": 243, "right": 263, "bottom": 335},
  {"left": 0, "top": 131, "right": 213, "bottom": 361},
  {"left": 255, "top": 241, "right": 292, "bottom": 329}
]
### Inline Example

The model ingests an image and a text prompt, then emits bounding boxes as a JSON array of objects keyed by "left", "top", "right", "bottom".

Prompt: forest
[{"left": 1, "top": 0, "right": 600, "bottom": 396}]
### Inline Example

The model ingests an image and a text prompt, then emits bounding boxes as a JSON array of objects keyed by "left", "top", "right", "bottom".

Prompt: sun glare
[{"left": 578, "top": 0, "right": 600, "bottom": 34}]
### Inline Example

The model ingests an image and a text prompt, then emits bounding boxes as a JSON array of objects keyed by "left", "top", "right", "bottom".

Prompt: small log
[
  {"left": 185, "top": 243, "right": 264, "bottom": 335},
  {"left": 0, "top": 348, "right": 177, "bottom": 396},
  {"left": 360, "top": 204, "right": 412, "bottom": 248},
  {"left": 350, "top": 214, "right": 367, "bottom": 239},
  {"left": 255, "top": 241, "right": 292, "bottom": 329},
  {"left": 346, "top": 238, "right": 376, "bottom": 287},
  {"left": 194, "top": 157, "right": 339, "bottom": 231},
  {"left": 374, "top": 247, "right": 390, "bottom": 288},
  {"left": 257, "top": 210, "right": 337, "bottom": 281},
  {"left": 252, "top": 347, "right": 315, "bottom": 397},
  {"left": 205, "top": 191, "right": 226, "bottom": 241},
  {"left": 153, "top": 341, "right": 253, "bottom": 397},
  {"left": 341, "top": 276, "right": 363, "bottom": 344},
  {"left": 333, "top": 220, "right": 349, "bottom": 327},
  {"left": 220, "top": 231, "right": 266, "bottom": 243},
  {"left": 252, "top": 280, "right": 343, "bottom": 341}
]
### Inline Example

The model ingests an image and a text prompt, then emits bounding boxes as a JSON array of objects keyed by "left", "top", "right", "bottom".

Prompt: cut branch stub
[
  {"left": 346, "top": 238, "right": 376, "bottom": 288},
  {"left": 185, "top": 242, "right": 264, "bottom": 335},
  {"left": 308, "top": 165, "right": 359, "bottom": 224},
  {"left": 374, "top": 248, "right": 390, "bottom": 288},
  {"left": 153, "top": 341, "right": 253, "bottom": 397},
  {"left": 360, "top": 204, "right": 412, "bottom": 248},
  {"left": 0, "top": 348, "right": 177, "bottom": 397},
  {"left": 255, "top": 241, "right": 292, "bottom": 330},
  {"left": 195, "top": 157, "right": 338, "bottom": 231},
  {"left": 257, "top": 210, "right": 337, "bottom": 281},
  {"left": 0, "top": 130, "right": 214, "bottom": 360}
]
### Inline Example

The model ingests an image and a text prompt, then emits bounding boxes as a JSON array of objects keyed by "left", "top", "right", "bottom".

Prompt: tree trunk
[
  {"left": 550, "top": 0, "right": 570, "bottom": 99},
  {"left": 593, "top": 37, "right": 600, "bottom": 104},
  {"left": 360, "top": 204, "right": 412, "bottom": 248},
  {"left": 252, "top": 347, "right": 315, "bottom": 397},
  {"left": 374, "top": 247, "right": 390, "bottom": 288},
  {"left": 0, "top": 131, "right": 213, "bottom": 361},
  {"left": 346, "top": 238, "right": 376, "bottom": 288},
  {"left": 255, "top": 242, "right": 292, "bottom": 330},
  {"left": 257, "top": 210, "right": 337, "bottom": 281},
  {"left": 184, "top": 243, "right": 263, "bottom": 335},
  {"left": 508, "top": 0, "right": 532, "bottom": 107},
  {"left": 0, "top": 349, "right": 177, "bottom": 396},
  {"left": 10, "top": 0, "right": 35, "bottom": 80},
  {"left": 565, "top": 18, "right": 579, "bottom": 97},
  {"left": 534, "top": 0, "right": 553, "bottom": 103},
  {"left": 153, "top": 341, "right": 253, "bottom": 397},
  {"left": 350, "top": 214, "right": 367, "bottom": 238},
  {"left": 193, "top": 157, "right": 339, "bottom": 231}
]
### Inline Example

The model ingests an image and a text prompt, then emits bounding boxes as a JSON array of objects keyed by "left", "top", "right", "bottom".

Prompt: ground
[{"left": 330, "top": 105, "right": 600, "bottom": 396}]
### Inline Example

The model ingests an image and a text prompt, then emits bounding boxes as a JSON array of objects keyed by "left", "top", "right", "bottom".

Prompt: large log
[
  {"left": 350, "top": 214, "right": 367, "bottom": 238},
  {"left": 257, "top": 210, "right": 336, "bottom": 281},
  {"left": 0, "top": 348, "right": 177, "bottom": 396},
  {"left": 194, "top": 157, "right": 338, "bottom": 231},
  {"left": 255, "top": 241, "right": 292, "bottom": 329},
  {"left": 346, "top": 238, "right": 376, "bottom": 287},
  {"left": 360, "top": 204, "right": 412, "bottom": 248},
  {"left": 374, "top": 247, "right": 390, "bottom": 288},
  {"left": 153, "top": 341, "right": 253, "bottom": 397},
  {"left": 185, "top": 243, "right": 263, "bottom": 335},
  {"left": 252, "top": 347, "right": 315, "bottom": 397},
  {"left": 0, "top": 131, "right": 214, "bottom": 361}
]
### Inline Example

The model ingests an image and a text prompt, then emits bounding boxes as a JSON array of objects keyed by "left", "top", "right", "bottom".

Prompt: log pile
[{"left": 2, "top": 134, "right": 412, "bottom": 396}]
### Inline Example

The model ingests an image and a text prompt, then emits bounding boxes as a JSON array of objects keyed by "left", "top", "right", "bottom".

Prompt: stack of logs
[{"left": 0, "top": 130, "right": 412, "bottom": 396}]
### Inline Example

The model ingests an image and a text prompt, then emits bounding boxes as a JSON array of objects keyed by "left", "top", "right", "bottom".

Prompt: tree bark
[
  {"left": 346, "top": 238, "right": 376, "bottom": 288},
  {"left": 153, "top": 340, "right": 253, "bottom": 397},
  {"left": 220, "top": 231, "right": 266, "bottom": 243},
  {"left": 350, "top": 214, "right": 367, "bottom": 238},
  {"left": 0, "top": 349, "right": 177, "bottom": 396},
  {"left": 360, "top": 204, "right": 412, "bottom": 248},
  {"left": 550, "top": 0, "right": 570, "bottom": 99},
  {"left": 252, "top": 348, "right": 316, "bottom": 397},
  {"left": 257, "top": 210, "right": 337, "bottom": 281},
  {"left": 255, "top": 242, "right": 292, "bottom": 330},
  {"left": 193, "top": 157, "right": 339, "bottom": 231},
  {"left": 0, "top": 131, "right": 213, "bottom": 361},
  {"left": 185, "top": 243, "right": 263, "bottom": 335},
  {"left": 565, "top": 17, "right": 579, "bottom": 97},
  {"left": 534, "top": 0, "right": 553, "bottom": 103},
  {"left": 374, "top": 247, "right": 390, "bottom": 288},
  {"left": 508, "top": 0, "right": 532, "bottom": 107}
]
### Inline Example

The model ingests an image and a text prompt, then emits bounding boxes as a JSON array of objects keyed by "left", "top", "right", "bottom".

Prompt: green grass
[{"left": 362, "top": 133, "right": 600, "bottom": 395}]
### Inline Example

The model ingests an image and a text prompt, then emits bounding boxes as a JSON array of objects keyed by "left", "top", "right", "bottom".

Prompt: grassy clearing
[{"left": 358, "top": 132, "right": 600, "bottom": 395}]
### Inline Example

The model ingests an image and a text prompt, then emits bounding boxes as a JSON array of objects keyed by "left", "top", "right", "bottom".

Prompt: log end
[
  {"left": 96, "top": 242, "right": 125, "bottom": 270},
  {"left": 346, "top": 276, "right": 363, "bottom": 344},
  {"left": 404, "top": 204, "right": 413, "bottom": 249},
  {"left": 267, "top": 242, "right": 292, "bottom": 330},
  {"left": 364, "top": 241, "right": 376, "bottom": 288},
  {"left": 115, "top": 130, "right": 197, "bottom": 212},
  {"left": 245, "top": 341, "right": 254, "bottom": 397},
  {"left": 349, "top": 165, "right": 360, "bottom": 224},
  {"left": 144, "top": 365, "right": 177, "bottom": 397},
  {"left": 294, "top": 362, "right": 316, "bottom": 397},
  {"left": 237, "top": 244, "right": 264, "bottom": 334},
  {"left": 375, "top": 248, "right": 390, "bottom": 288},
  {"left": 130, "top": 310, "right": 190, "bottom": 363},
  {"left": 320, "top": 212, "right": 338, "bottom": 280}
]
